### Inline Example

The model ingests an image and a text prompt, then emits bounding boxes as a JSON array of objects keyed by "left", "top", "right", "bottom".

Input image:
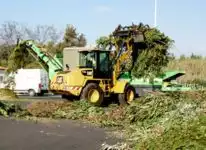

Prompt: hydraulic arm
[
  {"left": 109, "top": 24, "right": 145, "bottom": 85},
  {"left": 15, "top": 40, "right": 63, "bottom": 80}
]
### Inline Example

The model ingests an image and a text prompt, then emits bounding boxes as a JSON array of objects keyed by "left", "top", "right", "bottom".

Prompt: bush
[
  {"left": 0, "top": 88, "right": 18, "bottom": 100},
  {"left": 0, "top": 101, "right": 22, "bottom": 117}
]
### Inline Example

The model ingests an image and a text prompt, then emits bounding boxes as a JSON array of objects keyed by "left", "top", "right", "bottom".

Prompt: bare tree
[
  {"left": 25, "top": 25, "right": 62, "bottom": 44},
  {"left": 0, "top": 21, "right": 62, "bottom": 45},
  {"left": 0, "top": 21, "right": 26, "bottom": 45}
]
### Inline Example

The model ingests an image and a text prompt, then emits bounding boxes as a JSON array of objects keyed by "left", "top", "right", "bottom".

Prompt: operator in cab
[{"left": 66, "top": 64, "right": 70, "bottom": 72}]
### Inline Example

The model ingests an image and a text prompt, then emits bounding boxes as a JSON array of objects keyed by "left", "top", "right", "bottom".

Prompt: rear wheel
[
  {"left": 28, "top": 89, "right": 36, "bottom": 97},
  {"left": 118, "top": 85, "right": 136, "bottom": 105},
  {"left": 80, "top": 83, "right": 104, "bottom": 106}
]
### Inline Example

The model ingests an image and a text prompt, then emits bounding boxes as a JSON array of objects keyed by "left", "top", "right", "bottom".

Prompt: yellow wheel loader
[
  {"left": 50, "top": 48, "right": 137, "bottom": 106},
  {"left": 50, "top": 24, "right": 145, "bottom": 106},
  {"left": 12, "top": 24, "right": 145, "bottom": 106}
]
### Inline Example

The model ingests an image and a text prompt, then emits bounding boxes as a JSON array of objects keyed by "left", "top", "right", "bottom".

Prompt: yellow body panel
[
  {"left": 111, "top": 80, "right": 128, "bottom": 93},
  {"left": 49, "top": 68, "right": 114, "bottom": 96},
  {"left": 50, "top": 68, "right": 92, "bottom": 96},
  {"left": 49, "top": 67, "right": 128, "bottom": 97}
]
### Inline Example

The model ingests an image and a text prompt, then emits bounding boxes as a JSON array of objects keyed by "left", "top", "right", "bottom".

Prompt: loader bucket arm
[
  {"left": 110, "top": 23, "right": 145, "bottom": 85},
  {"left": 14, "top": 40, "right": 63, "bottom": 80}
]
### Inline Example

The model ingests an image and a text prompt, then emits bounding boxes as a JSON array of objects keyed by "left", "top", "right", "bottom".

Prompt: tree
[
  {"left": 96, "top": 36, "right": 111, "bottom": 49},
  {"left": 63, "top": 24, "right": 86, "bottom": 47},
  {"left": 0, "top": 21, "right": 63, "bottom": 68},
  {"left": 63, "top": 24, "right": 78, "bottom": 47},
  {"left": 0, "top": 21, "right": 28, "bottom": 67},
  {"left": 190, "top": 53, "right": 202, "bottom": 59},
  {"left": 179, "top": 54, "right": 186, "bottom": 60},
  {"left": 5, "top": 23, "right": 87, "bottom": 73},
  {"left": 25, "top": 25, "right": 62, "bottom": 44},
  {"left": 77, "top": 33, "right": 87, "bottom": 47},
  {"left": 0, "top": 21, "right": 25, "bottom": 45}
]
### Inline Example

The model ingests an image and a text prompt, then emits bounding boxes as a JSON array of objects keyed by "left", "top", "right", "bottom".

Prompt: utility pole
[{"left": 154, "top": 0, "right": 157, "bottom": 27}]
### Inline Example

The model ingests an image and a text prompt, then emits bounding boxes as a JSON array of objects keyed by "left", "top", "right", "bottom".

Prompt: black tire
[
  {"left": 61, "top": 94, "right": 67, "bottom": 99},
  {"left": 37, "top": 91, "right": 44, "bottom": 96},
  {"left": 28, "top": 89, "right": 36, "bottom": 97},
  {"left": 80, "top": 83, "right": 104, "bottom": 106},
  {"left": 118, "top": 85, "right": 136, "bottom": 105},
  {"left": 61, "top": 94, "right": 76, "bottom": 101}
]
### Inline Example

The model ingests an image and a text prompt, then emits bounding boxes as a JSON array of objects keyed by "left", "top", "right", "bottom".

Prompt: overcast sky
[{"left": 0, "top": 0, "right": 205, "bottom": 56}]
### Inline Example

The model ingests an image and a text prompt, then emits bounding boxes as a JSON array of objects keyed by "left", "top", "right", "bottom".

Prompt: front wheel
[
  {"left": 118, "top": 85, "right": 136, "bottom": 105},
  {"left": 80, "top": 83, "right": 104, "bottom": 106}
]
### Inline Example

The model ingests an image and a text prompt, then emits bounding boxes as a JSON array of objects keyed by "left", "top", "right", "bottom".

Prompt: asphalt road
[
  {"left": 18, "top": 94, "right": 62, "bottom": 100},
  {"left": 0, "top": 117, "right": 119, "bottom": 150}
]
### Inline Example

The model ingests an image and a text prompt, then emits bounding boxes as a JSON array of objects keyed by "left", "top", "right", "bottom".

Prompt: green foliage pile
[
  {"left": 1, "top": 90, "right": 206, "bottom": 149},
  {"left": 14, "top": 90, "right": 205, "bottom": 149},
  {"left": 0, "top": 90, "right": 205, "bottom": 149},
  {"left": 27, "top": 100, "right": 72, "bottom": 118},
  {"left": 0, "top": 88, "right": 18, "bottom": 100},
  {"left": 0, "top": 101, "right": 22, "bottom": 117},
  {"left": 136, "top": 115, "right": 206, "bottom": 150},
  {"left": 131, "top": 25, "right": 174, "bottom": 79}
]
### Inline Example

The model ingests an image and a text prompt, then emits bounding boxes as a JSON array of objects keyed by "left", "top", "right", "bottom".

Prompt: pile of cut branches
[
  {"left": 1, "top": 90, "right": 206, "bottom": 149},
  {"left": 24, "top": 91, "right": 206, "bottom": 149},
  {"left": 0, "top": 101, "right": 22, "bottom": 117}
]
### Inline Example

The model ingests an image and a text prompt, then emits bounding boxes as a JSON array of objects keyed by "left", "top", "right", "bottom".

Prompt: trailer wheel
[
  {"left": 80, "top": 83, "right": 104, "bottom": 106},
  {"left": 118, "top": 85, "right": 136, "bottom": 105},
  {"left": 28, "top": 89, "right": 36, "bottom": 97}
]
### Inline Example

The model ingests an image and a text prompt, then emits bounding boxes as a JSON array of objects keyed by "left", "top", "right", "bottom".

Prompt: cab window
[{"left": 99, "top": 52, "right": 109, "bottom": 72}]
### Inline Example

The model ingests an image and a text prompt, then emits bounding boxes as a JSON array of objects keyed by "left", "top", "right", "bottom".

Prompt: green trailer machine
[{"left": 119, "top": 70, "right": 198, "bottom": 96}]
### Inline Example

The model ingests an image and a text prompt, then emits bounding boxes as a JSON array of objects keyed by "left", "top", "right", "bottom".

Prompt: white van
[{"left": 12, "top": 69, "right": 49, "bottom": 96}]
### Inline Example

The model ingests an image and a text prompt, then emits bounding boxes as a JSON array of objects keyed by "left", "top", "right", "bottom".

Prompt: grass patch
[
  {"left": 0, "top": 88, "right": 18, "bottom": 100},
  {"left": 166, "top": 58, "right": 206, "bottom": 84}
]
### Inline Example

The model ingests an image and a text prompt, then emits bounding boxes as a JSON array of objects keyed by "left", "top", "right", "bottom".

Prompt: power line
[{"left": 154, "top": 0, "right": 157, "bottom": 27}]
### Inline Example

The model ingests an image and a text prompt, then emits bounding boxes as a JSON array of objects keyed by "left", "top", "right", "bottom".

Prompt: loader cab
[{"left": 78, "top": 49, "right": 112, "bottom": 78}]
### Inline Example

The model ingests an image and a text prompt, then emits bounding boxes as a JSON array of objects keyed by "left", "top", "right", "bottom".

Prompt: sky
[{"left": 0, "top": 0, "right": 205, "bottom": 57}]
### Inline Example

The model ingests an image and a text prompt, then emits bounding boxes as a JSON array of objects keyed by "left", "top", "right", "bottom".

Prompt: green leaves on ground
[
  {"left": 0, "top": 89, "right": 206, "bottom": 150},
  {"left": 1, "top": 90, "right": 206, "bottom": 149},
  {"left": 0, "top": 101, "right": 22, "bottom": 117}
]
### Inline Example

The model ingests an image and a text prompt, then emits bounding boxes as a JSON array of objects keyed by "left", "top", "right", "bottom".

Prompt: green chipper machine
[{"left": 119, "top": 70, "right": 201, "bottom": 96}]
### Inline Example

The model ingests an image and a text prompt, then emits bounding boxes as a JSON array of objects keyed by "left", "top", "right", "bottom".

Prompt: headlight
[{"left": 81, "top": 70, "right": 93, "bottom": 76}]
